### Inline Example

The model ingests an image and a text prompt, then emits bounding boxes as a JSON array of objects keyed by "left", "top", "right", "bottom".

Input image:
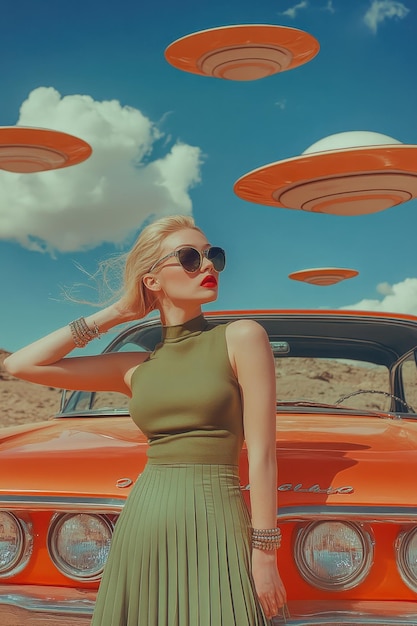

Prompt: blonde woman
[{"left": 4, "top": 215, "right": 286, "bottom": 625}]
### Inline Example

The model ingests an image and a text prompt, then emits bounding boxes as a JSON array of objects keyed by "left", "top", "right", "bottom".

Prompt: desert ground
[{"left": 0, "top": 349, "right": 62, "bottom": 427}]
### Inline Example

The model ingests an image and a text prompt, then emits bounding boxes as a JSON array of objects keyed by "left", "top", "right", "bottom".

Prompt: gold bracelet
[
  {"left": 69, "top": 317, "right": 103, "bottom": 348},
  {"left": 251, "top": 527, "right": 282, "bottom": 550},
  {"left": 252, "top": 539, "right": 281, "bottom": 550}
]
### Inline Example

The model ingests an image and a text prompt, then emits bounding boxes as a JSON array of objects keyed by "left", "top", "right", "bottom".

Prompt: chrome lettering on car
[
  {"left": 240, "top": 483, "right": 354, "bottom": 494},
  {"left": 279, "top": 483, "right": 354, "bottom": 494},
  {"left": 116, "top": 478, "right": 134, "bottom": 488}
]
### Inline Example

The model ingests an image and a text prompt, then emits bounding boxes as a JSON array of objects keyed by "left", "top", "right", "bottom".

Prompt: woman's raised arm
[{"left": 3, "top": 302, "right": 145, "bottom": 395}]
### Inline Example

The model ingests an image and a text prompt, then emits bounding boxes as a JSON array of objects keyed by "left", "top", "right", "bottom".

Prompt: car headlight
[
  {"left": 396, "top": 527, "right": 417, "bottom": 592},
  {"left": 0, "top": 511, "right": 32, "bottom": 578},
  {"left": 48, "top": 513, "right": 114, "bottom": 581},
  {"left": 295, "top": 521, "right": 374, "bottom": 590}
]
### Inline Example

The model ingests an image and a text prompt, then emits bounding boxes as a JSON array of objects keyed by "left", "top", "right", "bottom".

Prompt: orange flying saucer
[
  {"left": 0, "top": 127, "right": 92, "bottom": 173},
  {"left": 289, "top": 267, "right": 359, "bottom": 286},
  {"left": 234, "top": 131, "right": 417, "bottom": 215},
  {"left": 165, "top": 24, "right": 319, "bottom": 81}
]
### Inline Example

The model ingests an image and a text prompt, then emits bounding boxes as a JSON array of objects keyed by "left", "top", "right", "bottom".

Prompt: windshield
[
  {"left": 61, "top": 355, "right": 397, "bottom": 416},
  {"left": 59, "top": 316, "right": 417, "bottom": 417}
]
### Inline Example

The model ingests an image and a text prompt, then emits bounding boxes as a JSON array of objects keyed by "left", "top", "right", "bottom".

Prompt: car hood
[
  {"left": 0, "top": 417, "right": 148, "bottom": 501},
  {"left": 274, "top": 413, "right": 417, "bottom": 510},
  {"left": 1, "top": 413, "right": 417, "bottom": 508}
]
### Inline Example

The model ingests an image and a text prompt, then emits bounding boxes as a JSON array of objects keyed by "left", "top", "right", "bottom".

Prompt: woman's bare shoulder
[{"left": 225, "top": 319, "right": 268, "bottom": 343}]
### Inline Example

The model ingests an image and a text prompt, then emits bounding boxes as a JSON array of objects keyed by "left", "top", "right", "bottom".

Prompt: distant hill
[{"left": 0, "top": 349, "right": 61, "bottom": 428}]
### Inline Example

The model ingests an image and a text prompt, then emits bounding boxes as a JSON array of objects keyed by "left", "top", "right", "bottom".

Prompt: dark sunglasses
[{"left": 149, "top": 246, "right": 226, "bottom": 273}]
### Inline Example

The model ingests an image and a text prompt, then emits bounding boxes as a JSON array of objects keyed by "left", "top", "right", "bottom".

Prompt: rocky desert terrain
[{"left": 0, "top": 349, "right": 62, "bottom": 427}]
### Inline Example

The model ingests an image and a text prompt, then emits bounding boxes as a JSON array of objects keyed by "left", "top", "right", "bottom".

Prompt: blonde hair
[
  {"left": 123, "top": 214, "right": 201, "bottom": 318},
  {"left": 67, "top": 215, "right": 201, "bottom": 315}
]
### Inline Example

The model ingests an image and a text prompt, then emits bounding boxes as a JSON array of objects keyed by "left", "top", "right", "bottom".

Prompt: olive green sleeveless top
[{"left": 129, "top": 315, "right": 243, "bottom": 465}]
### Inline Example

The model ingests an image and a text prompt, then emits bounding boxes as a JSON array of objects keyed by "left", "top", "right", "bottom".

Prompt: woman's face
[{"left": 150, "top": 228, "right": 221, "bottom": 307}]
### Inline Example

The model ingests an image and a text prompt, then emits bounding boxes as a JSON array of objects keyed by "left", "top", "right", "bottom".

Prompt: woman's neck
[{"left": 159, "top": 304, "right": 203, "bottom": 327}]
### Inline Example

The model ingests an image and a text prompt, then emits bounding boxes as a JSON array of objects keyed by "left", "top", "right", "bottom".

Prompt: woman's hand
[
  {"left": 226, "top": 320, "right": 287, "bottom": 618},
  {"left": 3, "top": 301, "right": 147, "bottom": 393},
  {"left": 111, "top": 297, "right": 142, "bottom": 323},
  {"left": 252, "top": 549, "right": 287, "bottom": 621}
]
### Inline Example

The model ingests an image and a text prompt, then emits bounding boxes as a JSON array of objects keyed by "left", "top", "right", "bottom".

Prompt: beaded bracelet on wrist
[
  {"left": 251, "top": 527, "right": 282, "bottom": 551},
  {"left": 69, "top": 317, "right": 103, "bottom": 348}
]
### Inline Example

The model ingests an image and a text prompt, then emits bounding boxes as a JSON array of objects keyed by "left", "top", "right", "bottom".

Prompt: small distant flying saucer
[
  {"left": 289, "top": 267, "right": 359, "bottom": 286},
  {"left": 0, "top": 127, "right": 92, "bottom": 173},
  {"left": 165, "top": 24, "right": 319, "bottom": 81},
  {"left": 234, "top": 131, "right": 417, "bottom": 215}
]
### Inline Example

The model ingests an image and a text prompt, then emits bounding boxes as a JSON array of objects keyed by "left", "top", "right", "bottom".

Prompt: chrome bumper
[
  {"left": 275, "top": 601, "right": 417, "bottom": 625},
  {"left": 1, "top": 589, "right": 416, "bottom": 626},
  {"left": 0, "top": 584, "right": 95, "bottom": 626}
]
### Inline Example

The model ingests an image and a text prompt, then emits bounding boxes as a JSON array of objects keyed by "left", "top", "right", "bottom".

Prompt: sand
[{"left": 0, "top": 349, "right": 62, "bottom": 427}]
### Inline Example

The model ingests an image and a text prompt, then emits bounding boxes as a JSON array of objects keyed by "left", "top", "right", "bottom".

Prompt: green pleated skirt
[{"left": 91, "top": 463, "right": 270, "bottom": 626}]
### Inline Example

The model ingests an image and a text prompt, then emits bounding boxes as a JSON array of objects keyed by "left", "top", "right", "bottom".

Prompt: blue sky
[{"left": 1, "top": 0, "right": 416, "bottom": 352}]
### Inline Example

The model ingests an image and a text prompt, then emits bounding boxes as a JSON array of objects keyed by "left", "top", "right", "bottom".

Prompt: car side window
[{"left": 400, "top": 353, "right": 417, "bottom": 413}]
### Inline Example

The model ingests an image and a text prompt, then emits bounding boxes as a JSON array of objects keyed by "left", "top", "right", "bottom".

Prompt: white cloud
[
  {"left": 341, "top": 277, "right": 417, "bottom": 315},
  {"left": 363, "top": 0, "right": 410, "bottom": 34},
  {"left": 280, "top": 1, "right": 308, "bottom": 19},
  {"left": 376, "top": 282, "right": 394, "bottom": 296},
  {"left": 0, "top": 87, "right": 203, "bottom": 253},
  {"left": 322, "top": 0, "right": 335, "bottom": 13},
  {"left": 275, "top": 98, "right": 287, "bottom": 110}
]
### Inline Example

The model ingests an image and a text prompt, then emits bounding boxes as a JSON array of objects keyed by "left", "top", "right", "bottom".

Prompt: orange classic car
[{"left": 1, "top": 309, "right": 417, "bottom": 625}]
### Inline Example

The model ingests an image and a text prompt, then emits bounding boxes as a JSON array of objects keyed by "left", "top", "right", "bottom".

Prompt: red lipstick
[{"left": 201, "top": 275, "right": 217, "bottom": 288}]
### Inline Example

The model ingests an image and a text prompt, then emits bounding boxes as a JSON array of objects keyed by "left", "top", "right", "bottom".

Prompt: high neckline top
[
  {"left": 130, "top": 317, "right": 242, "bottom": 465},
  {"left": 162, "top": 314, "right": 209, "bottom": 343}
]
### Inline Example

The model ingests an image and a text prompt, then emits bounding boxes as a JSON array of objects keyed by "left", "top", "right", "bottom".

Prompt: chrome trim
[
  {"left": 295, "top": 521, "right": 374, "bottom": 591},
  {"left": 390, "top": 348, "right": 417, "bottom": 415},
  {"left": 276, "top": 600, "right": 417, "bottom": 625},
  {"left": 56, "top": 408, "right": 130, "bottom": 418},
  {"left": 0, "top": 585, "right": 95, "bottom": 617},
  {"left": 2, "top": 593, "right": 417, "bottom": 624},
  {"left": 0, "top": 512, "right": 33, "bottom": 579},
  {"left": 47, "top": 513, "right": 114, "bottom": 582},
  {"left": 282, "top": 613, "right": 417, "bottom": 626},
  {"left": 395, "top": 527, "right": 417, "bottom": 593},
  {"left": 1, "top": 499, "right": 416, "bottom": 522},
  {"left": 277, "top": 505, "right": 417, "bottom": 523},
  {"left": 116, "top": 478, "right": 134, "bottom": 488},
  {"left": 280, "top": 614, "right": 417, "bottom": 625},
  {"left": 0, "top": 495, "right": 125, "bottom": 513},
  {"left": 277, "top": 483, "right": 354, "bottom": 495},
  {"left": 1, "top": 500, "right": 417, "bottom": 522},
  {"left": 279, "top": 618, "right": 417, "bottom": 625}
]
